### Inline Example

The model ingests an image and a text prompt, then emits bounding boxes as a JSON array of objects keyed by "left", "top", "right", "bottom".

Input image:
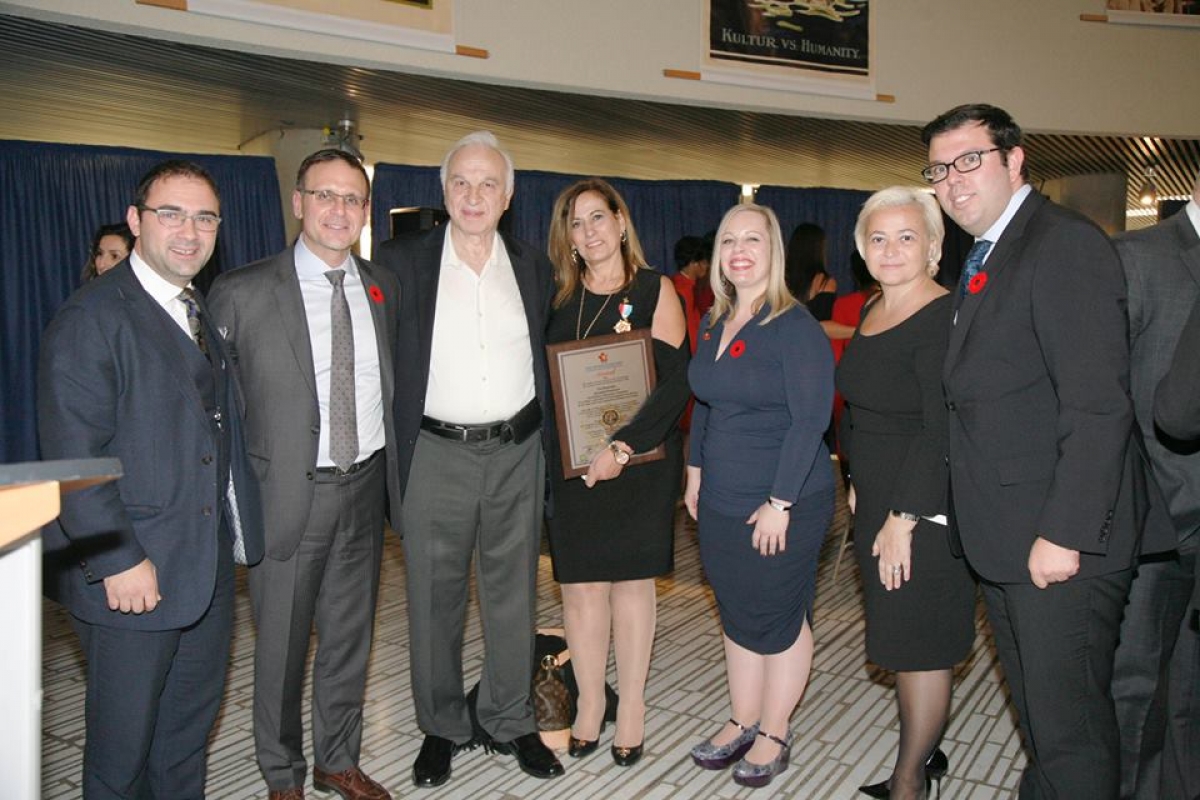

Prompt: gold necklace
[{"left": 576, "top": 283, "right": 614, "bottom": 340}]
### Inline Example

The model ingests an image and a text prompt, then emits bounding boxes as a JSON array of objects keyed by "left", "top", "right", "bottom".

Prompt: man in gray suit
[
  {"left": 208, "top": 149, "right": 401, "bottom": 800},
  {"left": 1112, "top": 171, "right": 1200, "bottom": 800},
  {"left": 376, "top": 131, "right": 563, "bottom": 788}
]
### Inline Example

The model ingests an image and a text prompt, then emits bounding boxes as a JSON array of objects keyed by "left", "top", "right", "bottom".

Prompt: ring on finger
[{"left": 891, "top": 565, "right": 901, "bottom": 574}]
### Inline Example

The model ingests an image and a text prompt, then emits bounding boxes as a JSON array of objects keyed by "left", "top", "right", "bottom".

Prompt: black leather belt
[
  {"left": 315, "top": 449, "right": 380, "bottom": 476},
  {"left": 421, "top": 398, "right": 542, "bottom": 445}
]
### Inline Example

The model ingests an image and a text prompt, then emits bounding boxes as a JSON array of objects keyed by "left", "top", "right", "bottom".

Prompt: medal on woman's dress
[{"left": 614, "top": 298, "right": 633, "bottom": 333}]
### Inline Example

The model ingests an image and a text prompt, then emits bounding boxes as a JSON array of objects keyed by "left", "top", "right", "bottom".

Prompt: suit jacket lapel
[
  {"left": 271, "top": 252, "right": 318, "bottom": 398},
  {"left": 504, "top": 234, "right": 545, "bottom": 356},
  {"left": 358, "top": 257, "right": 397, "bottom": 402},
  {"left": 114, "top": 266, "right": 211, "bottom": 430},
  {"left": 415, "top": 230, "right": 445, "bottom": 389},
  {"left": 945, "top": 191, "right": 1044, "bottom": 372},
  {"left": 1173, "top": 210, "right": 1200, "bottom": 288}
]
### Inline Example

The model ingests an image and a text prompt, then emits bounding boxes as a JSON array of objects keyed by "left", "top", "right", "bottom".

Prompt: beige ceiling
[{"left": 1, "top": 12, "right": 1197, "bottom": 226}]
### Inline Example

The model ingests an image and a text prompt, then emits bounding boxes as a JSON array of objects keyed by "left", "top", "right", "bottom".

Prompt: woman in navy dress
[
  {"left": 685, "top": 203, "right": 834, "bottom": 789},
  {"left": 837, "top": 187, "right": 975, "bottom": 800}
]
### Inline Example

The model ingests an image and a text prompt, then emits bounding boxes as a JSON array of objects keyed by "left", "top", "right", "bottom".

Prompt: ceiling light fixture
[
  {"left": 1138, "top": 166, "right": 1158, "bottom": 207},
  {"left": 324, "top": 118, "right": 364, "bottom": 161}
]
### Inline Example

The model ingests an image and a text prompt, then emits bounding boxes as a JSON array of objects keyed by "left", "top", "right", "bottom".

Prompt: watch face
[{"left": 612, "top": 446, "right": 630, "bottom": 465}]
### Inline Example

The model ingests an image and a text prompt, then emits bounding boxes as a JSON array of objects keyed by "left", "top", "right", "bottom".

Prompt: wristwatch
[
  {"left": 889, "top": 509, "right": 920, "bottom": 522},
  {"left": 768, "top": 498, "right": 791, "bottom": 512},
  {"left": 609, "top": 441, "right": 630, "bottom": 466}
]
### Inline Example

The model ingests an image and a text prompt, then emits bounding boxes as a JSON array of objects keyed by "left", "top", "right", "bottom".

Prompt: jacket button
[
  {"left": 311, "top": 425, "right": 320, "bottom": 435},
  {"left": 202, "top": 506, "right": 213, "bottom": 517},
  {"left": 306, "top": 471, "right": 315, "bottom": 480},
  {"left": 201, "top": 455, "right": 213, "bottom": 465},
  {"left": 946, "top": 401, "right": 957, "bottom": 411}
]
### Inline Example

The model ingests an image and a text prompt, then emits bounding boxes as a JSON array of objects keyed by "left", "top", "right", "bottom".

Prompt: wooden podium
[{"left": 0, "top": 459, "right": 121, "bottom": 800}]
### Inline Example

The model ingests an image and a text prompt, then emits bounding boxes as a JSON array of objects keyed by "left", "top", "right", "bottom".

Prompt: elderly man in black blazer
[
  {"left": 376, "top": 131, "right": 563, "bottom": 789},
  {"left": 925, "top": 104, "right": 1161, "bottom": 799},
  {"left": 38, "top": 160, "right": 264, "bottom": 799},
  {"left": 1112, "top": 173, "right": 1200, "bottom": 800}
]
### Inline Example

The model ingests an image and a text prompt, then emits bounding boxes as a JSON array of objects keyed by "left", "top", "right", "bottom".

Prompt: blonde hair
[
  {"left": 548, "top": 178, "right": 648, "bottom": 309},
  {"left": 854, "top": 187, "right": 945, "bottom": 277},
  {"left": 706, "top": 203, "right": 798, "bottom": 328}
]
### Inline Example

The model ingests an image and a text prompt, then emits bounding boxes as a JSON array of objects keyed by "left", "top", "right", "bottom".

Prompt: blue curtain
[
  {"left": 371, "top": 164, "right": 740, "bottom": 274},
  {"left": 1, "top": 140, "right": 286, "bottom": 463},
  {"left": 754, "top": 185, "right": 873, "bottom": 294}
]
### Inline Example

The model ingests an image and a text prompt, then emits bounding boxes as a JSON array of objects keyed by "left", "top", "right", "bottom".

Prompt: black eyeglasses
[
  {"left": 299, "top": 189, "right": 368, "bottom": 209},
  {"left": 140, "top": 206, "right": 222, "bottom": 232},
  {"left": 922, "top": 148, "right": 1004, "bottom": 184}
]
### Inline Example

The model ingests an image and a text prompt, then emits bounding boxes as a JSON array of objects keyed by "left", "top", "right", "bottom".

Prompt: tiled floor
[{"left": 42, "top": 471, "right": 1026, "bottom": 798}]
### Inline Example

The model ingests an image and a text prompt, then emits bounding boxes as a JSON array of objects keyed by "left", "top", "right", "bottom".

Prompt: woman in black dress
[
  {"left": 545, "top": 179, "right": 689, "bottom": 766},
  {"left": 837, "top": 187, "right": 975, "bottom": 800},
  {"left": 685, "top": 204, "right": 834, "bottom": 789},
  {"left": 785, "top": 222, "right": 838, "bottom": 321}
]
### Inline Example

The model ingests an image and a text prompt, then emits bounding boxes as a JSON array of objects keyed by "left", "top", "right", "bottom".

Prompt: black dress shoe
[
  {"left": 412, "top": 734, "right": 473, "bottom": 788},
  {"left": 611, "top": 742, "right": 644, "bottom": 767},
  {"left": 486, "top": 732, "right": 564, "bottom": 779}
]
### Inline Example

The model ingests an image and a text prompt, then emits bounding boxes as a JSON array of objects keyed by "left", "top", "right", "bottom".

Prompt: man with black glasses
[
  {"left": 209, "top": 149, "right": 402, "bottom": 800},
  {"left": 39, "top": 159, "right": 265, "bottom": 798},
  {"left": 924, "top": 104, "right": 1161, "bottom": 799}
]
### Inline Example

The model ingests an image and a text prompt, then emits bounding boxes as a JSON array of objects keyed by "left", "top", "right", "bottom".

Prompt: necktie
[
  {"left": 178, "top": 287, "right": 208, "bottom": 357},
  {"left": 958, "top": 239, "right": 993, "bottom": 298},
  {"left": 326, "top": 269, "right": 358, "bottom": 472}
]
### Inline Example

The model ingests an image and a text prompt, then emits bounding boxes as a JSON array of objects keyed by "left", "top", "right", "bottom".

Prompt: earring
[
  {"left": 620, "top": 230, "right": 628, "bottom": 244},
  {"left": 572, "top": 249, "right": 581, "bottom": 264}
]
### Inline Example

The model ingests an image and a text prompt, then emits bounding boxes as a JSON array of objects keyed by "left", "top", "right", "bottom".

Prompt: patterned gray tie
[
  {"left": 958, "top": 239, "right": 993, "bottom": 298},
  {"left": 178, "top": 287, "right": 208, "bottom": 357},
  {"left": 326, "top": 269, "right": 358, "bottom": 472}
]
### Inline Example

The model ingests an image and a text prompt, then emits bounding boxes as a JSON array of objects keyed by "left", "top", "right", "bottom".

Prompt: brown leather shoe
[
  {"left": 267, "top": 789, "right": 304, "bottom": 800},
  {"left": 312, "top": 766, "right": 391, "bottom": 800}
]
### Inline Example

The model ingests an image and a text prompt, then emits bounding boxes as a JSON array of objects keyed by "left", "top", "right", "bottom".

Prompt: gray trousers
[
  {"left": 401, "top": 429, "right": 544, "bottom": 743},
  {"left": 1113, "top": 532, "right": 1200, "bottom": 800},
  {"left": 249, "top": 456, "right": 385, "bottom": 790}
]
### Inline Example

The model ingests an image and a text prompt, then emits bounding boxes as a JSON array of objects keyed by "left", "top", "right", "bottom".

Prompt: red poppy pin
[
  {"left": 729, "top": 340, "right": 746, "bottom": 358},
  {"left": 702, "top": 331, "right": 711, "bottom": 341},
  {"left": 368, "top": 285, "right": 385, "bottom": 304},
  {"left": 967, "top": 272, "right": 988, "bottom": 295}
]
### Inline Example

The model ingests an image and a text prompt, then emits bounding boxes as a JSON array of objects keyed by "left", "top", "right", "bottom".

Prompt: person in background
[
  {"left": 837, "top": 187, "right": 975, "bottom": 800},
  {"left": 784, "top": 222, "right": 838, "bottom": 320},
  {"left": 685, "top": 203, "right": 834, "bottom": 790},
  {"left": 671, "top": 234, "right": 713, "bottom": 354},
  {"left": 544, "top": 178, "right": 690, "bottom": 767},
  {"left": 80, "top": 221, "right": 134, "bottom": 281}
]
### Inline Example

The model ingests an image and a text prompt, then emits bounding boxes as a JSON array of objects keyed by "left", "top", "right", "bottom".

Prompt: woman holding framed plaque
[
  {"left": 684, "top": 203, "right": 834, "bottom": 789},
  {"left": 545, "top": 179, "right": 690, "bottom": 767}
]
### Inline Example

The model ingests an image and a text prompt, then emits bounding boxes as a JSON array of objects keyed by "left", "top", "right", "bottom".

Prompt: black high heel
[
  {"left": 857, "top": 748, "right": 947, "bottom": 798},
  {"left": 568, "top": 720, "right": 606, "bottom": 759}
]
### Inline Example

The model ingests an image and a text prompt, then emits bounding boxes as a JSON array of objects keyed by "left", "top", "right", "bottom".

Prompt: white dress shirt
[
  {"left": 294, "top": 237, "right": 385, "bottom": 467},
  {"left": 425, "top": 227, "right": 535, "bottom": 424},
  {"left": 129, "top": 250, "right": 194, "bottom": 337}
]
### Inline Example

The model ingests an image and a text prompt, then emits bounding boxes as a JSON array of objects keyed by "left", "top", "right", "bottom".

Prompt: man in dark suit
[
  {"left": 38, "top": 160, "right": 264, "bottom": 799},
  {"left": 1120, "top": 173, "right": 1200, "bottom": 800},
  {"left": 207, "top": 149, "right": 401, "bottom": 800},
  {"left": 375, "top": 131, "right": 563, "bottom": 788},
  {"left": 925, "top": 104, "right": 1149, "bottom": 799}
]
